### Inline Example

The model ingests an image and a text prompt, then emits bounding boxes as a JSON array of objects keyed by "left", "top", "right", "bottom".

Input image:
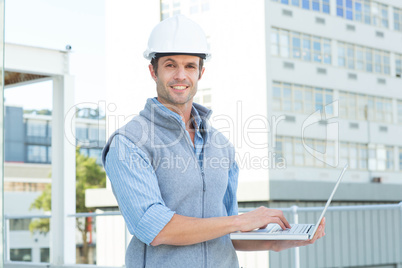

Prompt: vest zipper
[{"left": 173, "top": 117, "right": 208, "bottom": 268}]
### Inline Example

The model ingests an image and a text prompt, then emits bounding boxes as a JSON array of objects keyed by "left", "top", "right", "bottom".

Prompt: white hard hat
[{"left": 144, "top": 15, "right": 211, "bottom": 61}]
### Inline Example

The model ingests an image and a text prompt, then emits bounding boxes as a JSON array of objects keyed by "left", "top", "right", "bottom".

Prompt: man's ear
[
  {"left": 149, "top": 64, "right": 157, "bottom": 81},
  {"left": 199, "top": 67, "right": 205, "bottom": 80}
]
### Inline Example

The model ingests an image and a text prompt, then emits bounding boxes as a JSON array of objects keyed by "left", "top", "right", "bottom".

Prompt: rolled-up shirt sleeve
[
  {"left": 223, "top": 160, "right": 239, "bottom": 216},
  {"left": 104, "top": 134, "right": 175, "bottom": 245}
]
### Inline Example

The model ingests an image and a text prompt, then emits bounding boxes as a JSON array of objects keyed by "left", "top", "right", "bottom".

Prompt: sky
[{"left": 4, "top": 0, "right": 106, "bottom": 110}]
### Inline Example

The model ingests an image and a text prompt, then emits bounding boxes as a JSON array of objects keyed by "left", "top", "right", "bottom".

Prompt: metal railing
[{"left": 5, "top": 202, "right": 402, "bottom": 268}]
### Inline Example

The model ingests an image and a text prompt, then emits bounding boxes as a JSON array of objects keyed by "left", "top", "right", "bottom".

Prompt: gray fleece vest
[{"left": 102, "top": 98, "right": 239, "bottom": 268}]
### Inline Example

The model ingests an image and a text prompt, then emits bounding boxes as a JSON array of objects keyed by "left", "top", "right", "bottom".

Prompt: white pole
[{"left": 291, "top": 205, "right": 300, "bottom": 268}]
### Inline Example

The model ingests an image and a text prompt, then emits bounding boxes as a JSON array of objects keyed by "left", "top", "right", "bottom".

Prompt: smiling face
[{"left": 149, "top": 55, "right": 205, "bottom": 110}]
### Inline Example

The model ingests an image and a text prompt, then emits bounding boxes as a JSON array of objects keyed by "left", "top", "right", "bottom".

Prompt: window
[
  {"left": 276, "top": 136, "right": 336, "bottom": 167},
  {"left": 272, "top": 28, "right": 331, "bottom": 65},
  {"left": 395, "top": 54, "right": 402, "bottom": 77},
  {"left": 27, "top": 145, "right": 48, "bottom": 163},
  {"left": 41, "top": 248, "right": 50, "bottom": 263},
  {"left": 189, "top": 0, "right": 210, "bottom": 14},
  {"left": 368, "top": 144, "right": 394, "bottom": 171},
  {"left": 341, "top": 142, "right": 368, "bottom": 170},
  {"left": 371, "top": 2, "right": 389, "bottom": 28},
  {"left": 76, "top": 127, "right": 87, "bottom": 142},
  {"left": 10, "top": 248, "right": 32, "bottom": 262},
  {"left": 394, "top": 7, "right": 402, "bottom": 31},
  {"left": 26, "top": 120, "right": 48, "bottom": 137},
  {"left": 161, "top": 0, "right": 181, "bottom": 20},
  {"left": 339, "top": 91, "right": 392, "bottom": 123},
  {"left": 272, "top": 81, "right": 333, "bottom": 114},
  {"left": 397, "top": 100, "right": 402, "bottom": 124},
  {"left": 399, "top": 147, "right": 402, "bottom": 170},
  {"left": 10, "top": 219, "right": 31, "bottom": 231},
  {"left": 338, "top": 41, "right": 390, "bottom": 75}
]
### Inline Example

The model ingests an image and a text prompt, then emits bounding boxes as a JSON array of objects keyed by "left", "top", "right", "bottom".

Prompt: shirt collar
[{"left": 151, "top": 97, "right": 202, "bottom": 130}]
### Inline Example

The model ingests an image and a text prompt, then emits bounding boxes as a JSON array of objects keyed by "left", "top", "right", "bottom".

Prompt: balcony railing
[{"left": 5, "top": 202, "right": 402, "bottom": 268}]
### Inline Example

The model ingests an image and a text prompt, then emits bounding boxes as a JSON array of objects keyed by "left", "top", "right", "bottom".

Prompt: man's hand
[
  {"left": 232, "top": 217, "right": 326, "bottom": 252},
  {"left": 269, "top": 217, "right": 326, "bottom": 252},
  {"left": 234, "top": 206, "right": 291, "bottom": 232}
]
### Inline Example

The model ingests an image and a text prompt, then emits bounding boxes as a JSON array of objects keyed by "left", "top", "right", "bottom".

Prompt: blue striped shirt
[{"left": 104, "top": 99, "right": 239, "bottom": 245}]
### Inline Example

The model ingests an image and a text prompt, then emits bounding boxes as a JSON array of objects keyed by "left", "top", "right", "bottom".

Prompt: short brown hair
[{"left": 151, "top": 56, "right": 204, "bottom": 78}]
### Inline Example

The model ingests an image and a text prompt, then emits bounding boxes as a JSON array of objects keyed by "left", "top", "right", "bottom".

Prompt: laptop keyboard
[{"left": 269, "top": 224, "right": 312, "bottom": 234}]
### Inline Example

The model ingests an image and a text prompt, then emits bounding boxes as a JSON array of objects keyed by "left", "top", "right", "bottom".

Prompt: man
[{"left": 102, "top": 15, "right": 325, "bottom": 267}]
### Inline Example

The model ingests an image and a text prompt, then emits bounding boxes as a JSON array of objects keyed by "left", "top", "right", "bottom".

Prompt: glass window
[
  {"left": 356, "top": 46, "right": 364, "bottom": 70},
  {"left": 399, "top": 147, "right": 402, "bottom": 170},
  {"left": 76, "top": 127, "right": 87, "bottom": 142},
  {"left": 395, "top": 54, "right": 402, "bottom": 77},
  {"left": 302, "top": 35, "right": 311, "bottom": 61},
  {"left": 271, "top": 29, "right": 279, "bottom": 56},
  {"left": 10, "top": 219, "right": 31, "bottom": 231},
  {"left": 365, "top": 48, "right": 373, "bottom": 72},
  {"left": 338, "top": 43, "right": 346, "bottom": 67},
  {"left": 336, "top": 0, "right": 344, "bottom": 17},
  {"left": 10, "top": 248, "right": 32, "bottom": 262},
  {"left": 347, "top": 44, "right": 355, "bottom": 69},
  {"left": 323, "top": 40, "right": 331, "bottom": 64},
  {"left": 88, "top": 127, "right": 99, "bottom": 141},
  {"left": 41, "top": 248, "right": 50, "bottom": 263},
  {"left": 398, "top": 100, "right": 402, "bottom": 124},
  {"left": 345, "top": 0, "right": 353, "bottom": 20},
  {"left": 302, "top": 0, "right": 310, "bottom": 9},
  {"left": 283, "top": 83, "right": 292, "bottom": 111},
  {"left": 385, "top": 146, "right": 394, "bottom": 170},
  {"left": 294, "top": 85, "right": 303, "bottom": 112},
  {"left": 26, "top": 120, "right": 48, "bottom": 137},
  {"left": 304, "top": 86, "right": 314, "bottom": 114},
  {"left": 394, "top": 7, "right": 402, "bottom": 31},
  {"left": 292, "top": 0, "right": 300, "bottom": 7},
  {"left": 312, "top": 0, "right": 320, "bottom": 11},
  {"left": 292, "top": 33, "right": 301, "bottom": 59},
  {"left": 272, "top": 81, "right": 282, "bottom": 111},
  {"left": 354, "top": 0, "right": 363, "bottom": 21},
  {"left": 313, "top": 37, "right": 322, "bottom": 63},
  {"left": 27, "top": 145, "right": 48, "bottom": 163},
  {"left": 374, "top": 50, "right": 382, "bottom": 73},
  {"left": 279, "top": 30, "right": 290, "bottom": 58},
  {"left": 322, "top": 0, "right": 330, "bottom": 13}
]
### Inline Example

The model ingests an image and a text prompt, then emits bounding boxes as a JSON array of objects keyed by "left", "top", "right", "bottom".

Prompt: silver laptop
[{"left": 230, "top": 164, "right": 348, "bottom": 241}]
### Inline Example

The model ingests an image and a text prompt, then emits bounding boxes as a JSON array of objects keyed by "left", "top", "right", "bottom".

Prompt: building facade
[{"left": 4, "top": 105, "right": 105, "bottom": 263}]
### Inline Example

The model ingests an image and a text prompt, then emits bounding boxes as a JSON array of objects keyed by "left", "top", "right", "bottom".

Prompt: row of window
[
  {"left": 272, "top": 81, "right": 399, "bottom": 123},
  {"left": 339, "top": 91, "right": 393, "bottom": 123},
  {"left": 338, "top": 42, "right": 391, "bottom": 74},
  {"left": 271, "top": 28, "right": 332, "bottom": 64},
  {"left": 272, "top": 0, "right": 330, "bottom": 14},
  {"left": 337, "top": 0, "right": 389, "bottom": 28},
  {"left": 25, "top": 120, "right": 106, "bottom": 144},
  {"left": 10, "top": 248, "right": 49, "bottom": 262},
  {"left": 273, "top": 0, "right": 402, "bottom": 32},
  {"left": 271, "top": 28, "right": 400, "bottom": 76},
  {"left": 272, "top": 82, "right": 334, "bottom": 115},
  {"left": 275, "top": 136, "right": 337, "bottom": 167},
  {"left": 275, "top": 135, "right": 400, "bottom": 171},
  {"left": 161, "top": 0, "right": 210, "bottom": 20},
  {"left": 26, "top": 145, "right": 103, "bottom": 164},
  {"left": 26, "top": 120, "right": 51, "bottom": 138}
]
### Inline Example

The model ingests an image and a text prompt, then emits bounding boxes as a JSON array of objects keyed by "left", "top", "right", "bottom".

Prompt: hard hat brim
[{"left": 154, "top": 52, "right": 207, "bottom": 60}]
